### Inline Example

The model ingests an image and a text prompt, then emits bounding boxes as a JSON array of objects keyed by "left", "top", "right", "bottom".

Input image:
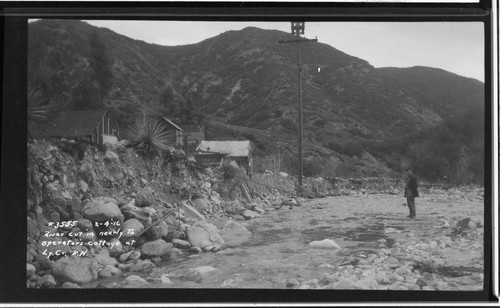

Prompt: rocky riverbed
[
  {"left": 84, "top": 188, "right": 483, "bottom": 290},
  {"left": 26, "top": 140, "right": 484, "bottom": 290}
]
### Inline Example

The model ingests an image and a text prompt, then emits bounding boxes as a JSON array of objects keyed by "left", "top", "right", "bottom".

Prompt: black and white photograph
[{"left": 2, "top": 1, "right": 496, "bottom": 305}]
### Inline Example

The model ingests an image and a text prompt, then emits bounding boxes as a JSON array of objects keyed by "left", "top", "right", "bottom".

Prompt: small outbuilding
[
  {"left": 159, "top": 117, "right": 184, "bottom": 147},
  {"left": 180, "top": 124, "right": 206, "bottom": 145},
  {"left": 195, "top": 140, "right": 253, "bottom": 174},
  {"left": 29, "top": 109, "right": 119, "bottom": 145}
]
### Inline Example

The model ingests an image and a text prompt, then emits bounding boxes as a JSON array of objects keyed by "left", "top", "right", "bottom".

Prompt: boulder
[
  {"left": 120, "top": 219, "right": 144, "bottom": 243},
  {"left": 120, "top": 202, "right": 153, "bottom": 226},
  {"left": 171, "top": 266, "right": 216, "bottom": 282},
  {"left": 99, "top": 264, "right": 122, "bottom": 278},
  {"left": 210, "top": 194, "right": 222, "bottom": 206},
  {"left": 309, "top": 239, "right": 341, "bottom": 250},
  {"left": 333, "top": 278, "right": 356, "bottom": 289},
  {"left": 107, "top": 238, "right": 123, "bottom": 258},
  {"left": 35, "top": 205, "right": 43, "bottom": 216},
  {"left": 222, "top": 220, "right": 249, "bottom": 232},
  {"left": 396, "top": 266, "right": 411, "bottom": 276},
  {"left": 189, "top": 247, "right": 203, "bottom": 254},
  {"left": 27, "top": 248, "right": 37, "bottom": 263},
  {"left": 242, "top": 210, "right": 259, "bottom": 220},
  {"left": 287, "top": 278, "right": 300, "bottom": 288},
  {"left": 79, "top": 180, "right": 89, "bottom": 193},
  {"left": 50, "top": 211, "right": 61, "bottom": 223},
  {"left": 135, "top": 186, "right": 155, "bottom": 207},
  {"left": 157, "top": 220, "right": 169, "bottom": 240},
  {"left": 94, "top": 249, "right": 118, "bottom": 267},
  {"left": 61, "top": 191, "right": 73, "bottom": 200},
  {"left": 68, "top": 197, "right": 83, "bottom": 219},
  {"left": 252, "top": 206, "right": 265, "bottom": 214},
  {"left": 36, "top": 274, "right": 57, "bottom": 287},
  {"left": 220, "top": 220, "right": 252, "bottom": 247},
  {"left": 27, "top": 263, "right": 36, "bottom": 277},
  {"left": 191, "top": 197, "right": 209, "bottom": 212},
  {"left": 149, "top": 225, "right": 163, "bottom": 240},
  {"left": 94, "top": 196, "right": 118, "bottom": 204},
  {"left": 51, "top": 256, "right": 99, "bottom": 284},
  {"left": 34, "top": 254, "right": 52, "bottom": 270},
  {"left": 119, "top": 250, "right": 141, "bottom": 262},
  {"left": 140, "top": 239, "right": 173, "bottom": 258},
  {"left": 223, "top": 201, "right": 245, "bottom": 215},
  {"left": 130, "top": 259, "right": 155, "bottom": 272},
  {"left": 77, "top": 218, "right": 93, "bottom": 232},
  {"left": 121, "top": 275, "right": 148, "bottom": 287},
  {"left": 82, "top": 199, "right": 124, "bottom": 223},
  {"left": 57, "top": 193, "right": 71, "bottom": 203},
  {"left": 185, "top": 221, "right": 224, "bottom": 249},
  {"left": 103, "top": 150, "right": 120, "bottom": 163},
  {"left": 160, "top": 274, "right": 173, "bottom": 284},
  {"left": 355, "top": 278, "right": 379, "bottom": 289},
  {"left": 103, "top": 151, "right": 124, "bottom": 182},
  {"left": 27, "top": 217, "right": 39, "bottom": 241},
  {"left": 172, "top": 239, "right": 191, "bottom": 249},
  {"left": 189, "top": 266, "right": 217, "bottom": 276}
]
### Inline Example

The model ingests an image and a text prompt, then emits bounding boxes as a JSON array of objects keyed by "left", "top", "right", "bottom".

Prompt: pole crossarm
[{"left": 278, "top": 38, "right": 318, "bottom": 44}]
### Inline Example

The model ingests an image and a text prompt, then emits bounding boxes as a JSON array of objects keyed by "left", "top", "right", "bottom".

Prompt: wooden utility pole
[{"left": 279, "top": 22, "right": 317, "bottom": 187}]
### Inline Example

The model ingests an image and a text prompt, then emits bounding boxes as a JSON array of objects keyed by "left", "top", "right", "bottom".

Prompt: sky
[{"left": 85, "top": 20, "right": 484, "bottom": 82}]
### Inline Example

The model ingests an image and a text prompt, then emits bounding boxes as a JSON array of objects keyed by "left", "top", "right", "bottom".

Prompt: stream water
[{"left": 93, "top": 191, "right": 484, "bottom": 290}]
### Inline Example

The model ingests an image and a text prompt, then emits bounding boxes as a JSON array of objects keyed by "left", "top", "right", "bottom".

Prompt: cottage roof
[
  {"left": 180, "top": 124, "right": 202, "bottom": 133},
  {"left": 196, "top": 140, "right": 251, "bottom": 157},
  {"left": 29, "top": 110, "right": 108, "bottom": 139},
  {"left": 161, "top": 117, "right": 184, "bottom": 131}
]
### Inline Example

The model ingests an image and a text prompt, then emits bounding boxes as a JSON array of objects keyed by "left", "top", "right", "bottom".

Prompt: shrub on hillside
[
  {"left": 125, "top": 118, "right": 174, "bottom": 158},
  {"left": 326, "top": 141, "right": 344, "bottom": 153},
  {"left": 334, "top": 162, "right": 357, "bottom": 178},
  {"left": 303, "top": 158, "right": 324, "bottom": 178},
  {"left": 338, "top": 142, "right": 364, "bottom": 157}
]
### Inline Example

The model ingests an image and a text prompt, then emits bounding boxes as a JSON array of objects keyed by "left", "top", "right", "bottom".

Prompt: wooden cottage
[
  {"left": 159, "top": 117, "right": 184, "bottom": 147},
  {"left": 195, "top": 140, "right": 253, "bottom": 174},
  {"left": 29, "top": 110, "right": 119, "bottom": 145},
  {"left": 180, "top": 124, "right": 206, "bottom": 145}
]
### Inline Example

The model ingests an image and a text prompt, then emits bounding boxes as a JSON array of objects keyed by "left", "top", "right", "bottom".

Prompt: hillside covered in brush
[{"left": 28, "top": 19, "right": 485, "bottom": 183}]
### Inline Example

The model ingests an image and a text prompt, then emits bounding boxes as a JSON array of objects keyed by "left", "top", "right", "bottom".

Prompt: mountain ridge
[{"left": 27, "top": 19, "right": 485, "bottom": 183}]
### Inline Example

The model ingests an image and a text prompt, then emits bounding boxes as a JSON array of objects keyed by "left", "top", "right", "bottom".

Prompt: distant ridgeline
[{"left": 28, "top": 20, "right": 485, "bottom": 184}]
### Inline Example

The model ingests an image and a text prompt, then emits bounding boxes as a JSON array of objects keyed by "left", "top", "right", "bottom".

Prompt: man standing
[{"left": 404, "top": 168, "right": 419, "bottom": 218}]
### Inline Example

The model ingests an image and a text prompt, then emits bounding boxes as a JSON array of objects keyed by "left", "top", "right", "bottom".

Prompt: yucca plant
[
  {"left": 126, "top": 117, "right": 174, "bottom": 158},
  {"left": 28, "top": 87, "right": 51, "bottom": 141},
  {"left": 28, "top": 87, "right": 51, "bottom": 121}
]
